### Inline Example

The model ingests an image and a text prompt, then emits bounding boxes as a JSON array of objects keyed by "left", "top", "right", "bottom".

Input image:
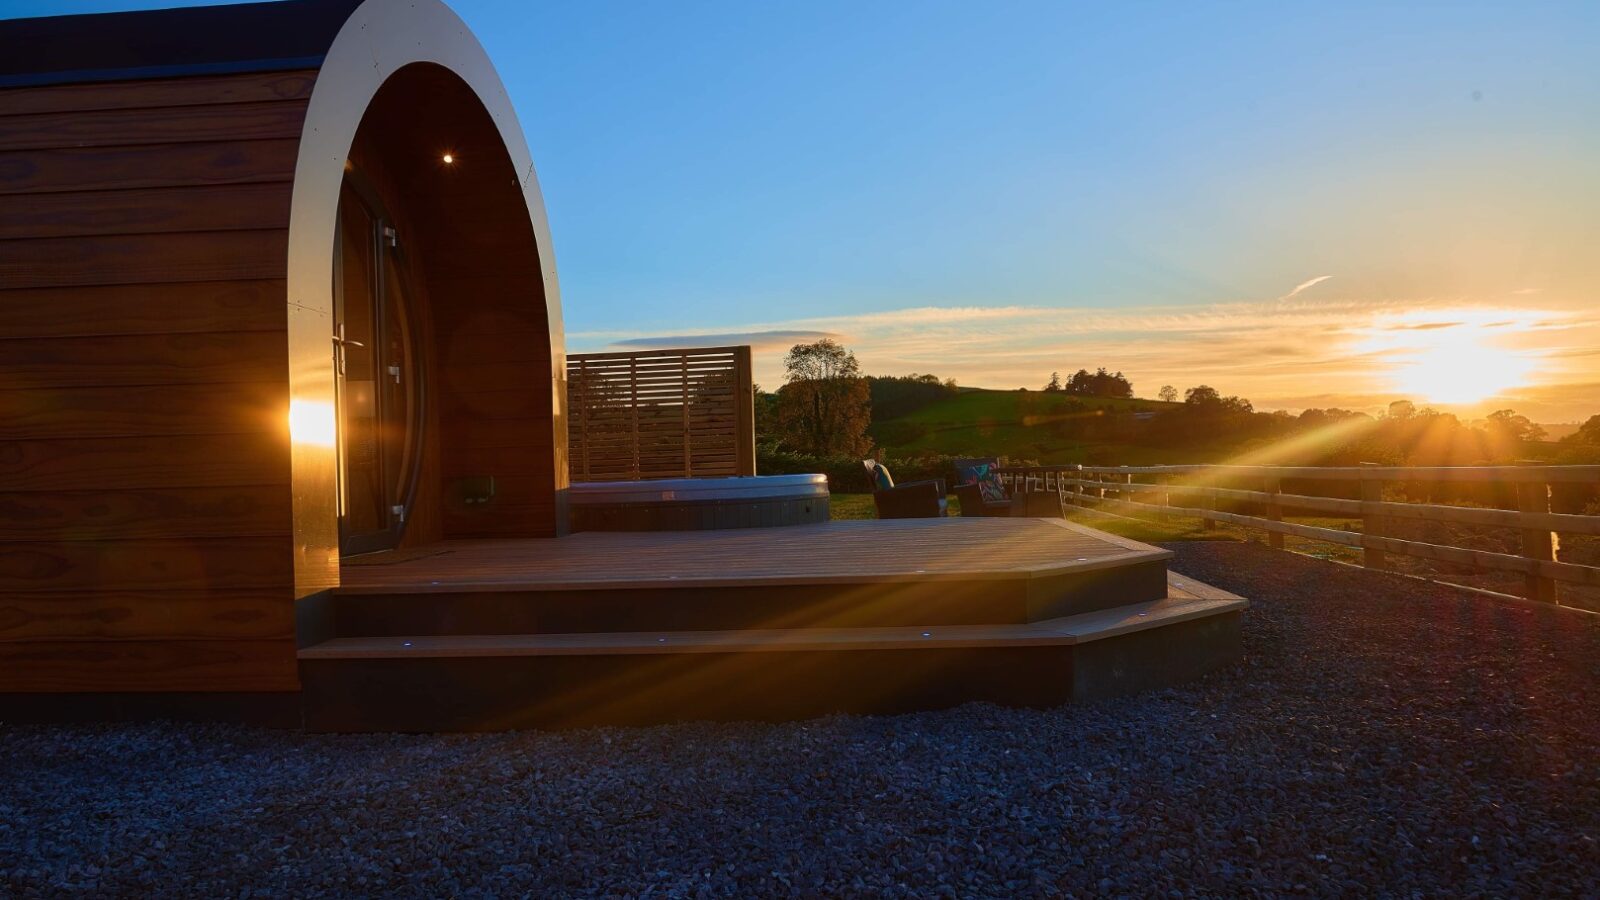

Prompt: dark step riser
[
  {"left": 300, "top": 612, "right": 1241, "bottom": 732},
  {"left": 321, "top": 561, "right": 1169, "bottom": 638}
]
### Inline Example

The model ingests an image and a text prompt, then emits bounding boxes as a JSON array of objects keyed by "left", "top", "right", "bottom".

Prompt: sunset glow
[{"left": 1387, "top": 339, "right": 1537, "bottom": 406}]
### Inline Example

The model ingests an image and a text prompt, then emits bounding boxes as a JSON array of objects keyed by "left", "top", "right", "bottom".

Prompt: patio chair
[
  {"left": 951, "top": 458, "right": 1018, "bottom": 517},
  {"left": 862, "top": 460, "right": 947, "bottom": 519}
]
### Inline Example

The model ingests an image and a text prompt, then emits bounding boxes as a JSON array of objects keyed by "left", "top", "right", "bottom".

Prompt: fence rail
[{"left": 994, "top": 463, "right": 1600, "bottom": 607}]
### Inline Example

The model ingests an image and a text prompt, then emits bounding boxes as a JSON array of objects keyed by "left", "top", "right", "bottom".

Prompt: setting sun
[
  {"left": 1351, "top": 309, "right": 1545, "bottom": 408},
  {"left": 1388, "top": 338, "right": 1536, "bottom": 405}
]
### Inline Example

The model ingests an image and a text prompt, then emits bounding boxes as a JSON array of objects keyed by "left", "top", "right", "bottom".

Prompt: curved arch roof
[{"left": 0, "top": 0, "right": 365, "bottom": 87}]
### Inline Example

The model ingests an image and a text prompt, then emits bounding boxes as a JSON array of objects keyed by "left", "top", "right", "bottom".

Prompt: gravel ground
[{"left": 4, "top": 542, "right": 1599, "bottom": 898}]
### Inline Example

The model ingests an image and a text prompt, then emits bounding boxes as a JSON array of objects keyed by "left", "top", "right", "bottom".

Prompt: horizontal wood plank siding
[
  {"left": 0, "top": 70, "right": 316, "bottom": 117},
  {"left": 0, "top": 139, "right": 301, "bottom": 194},
  {"left": 0, "top": 229, "right": 290, "bottom": 289},
  {"left": 0, "top": 486, "right": 291, "bottom": 541},
  {"left": 0, "top": 71, "right": 307, "bottom": 693},
  {"left": 0, "top": 434, "right": 291, "bottom": 492},
  {"left": 0, "top": 639, "right": 299, "bottom": 693},
  {"left": 0, "top": 182, "right": 294, "bottom": 239},
  {"left": 0, "top": 281, "right": 286, "bottom": 339},
  {"left": 0, "top": 332, "right": 286, "bottom": 389},
  {"left": 0, "top": 536, "right": 292, "bottom": 593},
  {"left": 0, "top": 100, "right": 309, "bottom": 151},
  {"left": 0, "top": 589, "right": 294, "bottom": 641},
  {"left": 0, "top": 381, "right": 287, "bottom": 440}
]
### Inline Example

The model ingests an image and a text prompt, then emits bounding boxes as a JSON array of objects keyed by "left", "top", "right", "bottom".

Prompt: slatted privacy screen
[{"left": 568, "top": 346, "right": 756, "bottom": 482}]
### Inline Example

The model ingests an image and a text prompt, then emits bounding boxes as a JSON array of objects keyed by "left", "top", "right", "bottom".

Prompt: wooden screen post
[
  {"left": 735, "top": 346, "right": 756, "bottom": 476},
  {"left": 1265, "top": 475, "right": 1285, "bottom": 550},
  {"left": 1516, "top": 468, "right": 1558, "bottom": 604},
  {"left": 1360, "top": 463, "right": 1385, "bottom": 569}
]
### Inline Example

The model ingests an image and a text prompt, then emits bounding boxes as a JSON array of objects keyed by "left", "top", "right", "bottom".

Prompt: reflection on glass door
[{"left": 334, "top": 178, "right": 420, "bottom": 555}]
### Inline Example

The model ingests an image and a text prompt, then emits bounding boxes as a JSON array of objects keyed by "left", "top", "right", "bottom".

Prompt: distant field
[{"left": 869, "top": 388, "right": 1227, "bottom": 464}]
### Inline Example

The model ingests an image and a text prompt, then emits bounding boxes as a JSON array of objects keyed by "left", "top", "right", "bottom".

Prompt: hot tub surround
[{"left": 568, "top": 474, "right": 830, "bottom": 532}]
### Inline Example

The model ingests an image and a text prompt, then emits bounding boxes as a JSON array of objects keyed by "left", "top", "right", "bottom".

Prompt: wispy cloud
[
  {"left": 1280, "top": 275, "right": 1333, "bottom": 300},
  {"left": 609, "top": 330, "right": 839, "bottom": 351}
]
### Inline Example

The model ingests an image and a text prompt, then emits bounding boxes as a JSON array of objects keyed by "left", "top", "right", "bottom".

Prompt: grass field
[{"left": 869, "top": 389, "right": 1236, "bottom": 464}]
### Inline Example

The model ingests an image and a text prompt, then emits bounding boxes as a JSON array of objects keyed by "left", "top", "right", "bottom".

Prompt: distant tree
[
  {"left": 753, "top": 383, "right": 780, "bottom": 440},
  {"left": 1564, "top": 414, "right": 1600, "bottom": 445},
  {"left": 1298, "top": 407, "right": 1370, "bottom": 430},
  {"left": 1065, "top": 367, "right": 1133, "bottom": 399},
  {"left": 1387, "top": 400, "right": 1417, "bottom": 421},
  {"left": 1158, "top": 385, "right": 1178, "bottom": 404},
  {"left": 1184, "top": 385, "right": 1253, "bottom": 415},
  {"left": 1044, "top": 372, "right": 1062, "bottom": 392},
  {"left": 866, "top": 373, "right": 959, "bottom": 421},
  {"left": 775, "top": 339, "right": 872, "bottom": 456},
  {"left": 1485, "top": 409, "right": 1546, "bottom": 443}
]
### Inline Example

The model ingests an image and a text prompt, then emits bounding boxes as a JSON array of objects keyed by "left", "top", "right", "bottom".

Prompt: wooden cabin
[{"left": 0, "top": 0, "right": 567, "bottom": 719}]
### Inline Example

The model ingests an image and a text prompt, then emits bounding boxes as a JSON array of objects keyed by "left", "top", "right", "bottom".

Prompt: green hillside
[{"left": 868, "top": 389, "right": 1234, "bottom": 465}]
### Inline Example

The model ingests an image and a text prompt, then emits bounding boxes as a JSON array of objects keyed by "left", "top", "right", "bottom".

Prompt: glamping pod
[
  {"left": 0, "top": 0, "right": 567, "bottom": 714},
  {"left": 0, "top": 0, "right": 1247, "bottom": 731}
]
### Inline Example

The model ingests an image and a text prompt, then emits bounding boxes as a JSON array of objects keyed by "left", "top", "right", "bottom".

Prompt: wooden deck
[
  {"left": 338, "top": 517, "right": 1170, "bottom": 592},
  {"left": 298, "top": 519, "right": 1245, "bottom": 731}
]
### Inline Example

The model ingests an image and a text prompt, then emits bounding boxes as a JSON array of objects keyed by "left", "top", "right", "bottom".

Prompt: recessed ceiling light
[{"left": 442, "top": 153, "right": 455, "bottom": 164}]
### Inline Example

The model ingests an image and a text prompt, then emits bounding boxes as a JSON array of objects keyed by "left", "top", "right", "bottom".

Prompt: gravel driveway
[{"left": 3, "top": 542, "right": 1598, "bottom": 897}]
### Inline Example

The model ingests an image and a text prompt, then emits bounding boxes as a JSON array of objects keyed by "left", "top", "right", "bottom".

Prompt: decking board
[{"left": 337, "top": 517, "right": 1173, "bottom": 593}]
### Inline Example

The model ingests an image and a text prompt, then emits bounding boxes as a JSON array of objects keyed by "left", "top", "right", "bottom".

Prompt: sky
[{"left": 9, "top": 0, "right": 1600, "bottom": 422}]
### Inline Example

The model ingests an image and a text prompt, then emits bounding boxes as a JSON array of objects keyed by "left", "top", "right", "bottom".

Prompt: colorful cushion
[
  {"left": 978, "top": 476, "right": 1008, "bottom": 503},
  {"left": 873, "top": 463, "right": 895, "bottom": 490},
  {"left": 957, "top": 462, "right": 991, "bottom": 485}
]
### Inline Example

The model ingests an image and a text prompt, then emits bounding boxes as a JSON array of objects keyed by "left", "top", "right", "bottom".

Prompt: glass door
[{"left": 334, "top": 178, "right": 421, "bottom": 555}]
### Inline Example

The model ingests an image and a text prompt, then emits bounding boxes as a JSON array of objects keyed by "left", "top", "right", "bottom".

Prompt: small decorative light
[
  {"left": 403, "top": 641, "right": 413, "bottom": 648},
  {"left": 442, "top": 153, "right": 455, "bottom": 164},
  {"left": 921, "top": 632, "right": 931, "bottom": 638}
]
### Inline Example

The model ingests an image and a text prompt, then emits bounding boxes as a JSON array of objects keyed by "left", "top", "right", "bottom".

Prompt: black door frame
[{"left": 333, "top": 172, "right": 425, "bottom": 557}]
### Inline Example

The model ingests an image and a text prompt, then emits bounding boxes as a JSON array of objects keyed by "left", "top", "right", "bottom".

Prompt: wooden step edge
[
  {"left": 329, "top": 548, "right": 1173, "bottom": 596},
  {"left": 299, "top": 578, "right": 1247, "bottom": 661}
]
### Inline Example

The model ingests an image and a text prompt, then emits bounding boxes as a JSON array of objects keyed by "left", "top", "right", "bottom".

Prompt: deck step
[
  {"left": 296, "top": 572, "right": 1246, "bottom": 731},
  {"left": 298, "top": 594, "right": 1244, "bottom": 660}
]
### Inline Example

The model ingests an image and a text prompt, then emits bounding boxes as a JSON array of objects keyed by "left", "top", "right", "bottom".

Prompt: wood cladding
[
  {"left": 0, "top": 71, "right": 305, "bottom": 693},
  {"left": 0, "top": 182, "right": 293, "bottom": 239},
  {"left": 0, "top": 281, "right": 286, "bottom": 339},
  {"left": 0, "top": 71, "right": 317, "bottom": 116},
  {"left": 0, "top": 139, "right": 302, "bottom": 194},
  {"left": 569, "top": 347, "right": 756, "bottom": 482}
]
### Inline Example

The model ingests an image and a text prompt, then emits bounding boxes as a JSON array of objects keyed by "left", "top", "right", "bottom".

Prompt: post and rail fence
[{"left": 993, "top": 463, "right": 1600, "bottom": 608}]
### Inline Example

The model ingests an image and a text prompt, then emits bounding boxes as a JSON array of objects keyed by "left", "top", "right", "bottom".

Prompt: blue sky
[{"left": 8, "top": 0, "right": 1600, "bottom": 419}]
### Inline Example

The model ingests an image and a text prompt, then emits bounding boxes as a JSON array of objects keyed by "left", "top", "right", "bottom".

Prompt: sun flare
[
  {"left": 1388, "top": 339, "right": 1534, "bottom": 405},
  {"left": 1358, "top": 310, "right": 1540, "bottom": 406}
]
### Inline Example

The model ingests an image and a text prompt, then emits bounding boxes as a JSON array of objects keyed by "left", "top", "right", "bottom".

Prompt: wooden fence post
[
  {"left": 1265, "top": 475, "right": 1285, "bottom": 550},
  {"left": 1516, "top": 465, "right": 1558, "bottom": 604},
  {"left": 1201, "top": 485, "right": 1216, "bottom": 531},
  {"left": 1360, "top": 462, "right": 1385, "bottom": 569}
]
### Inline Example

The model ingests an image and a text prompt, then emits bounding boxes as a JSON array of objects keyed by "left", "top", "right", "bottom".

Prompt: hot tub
[{"left": 568, "top": 474, "right": 830, "bottom": 532}]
